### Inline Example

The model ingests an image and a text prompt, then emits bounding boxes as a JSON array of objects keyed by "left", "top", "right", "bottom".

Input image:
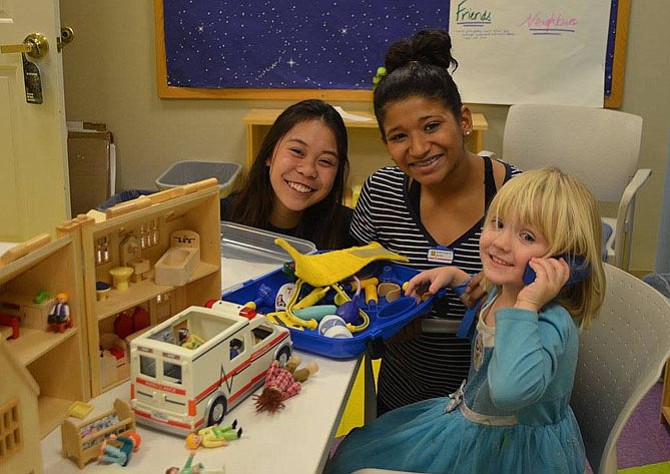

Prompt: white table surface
[{"left": 38, "top": 255, "right": 361, "bottom": 474}]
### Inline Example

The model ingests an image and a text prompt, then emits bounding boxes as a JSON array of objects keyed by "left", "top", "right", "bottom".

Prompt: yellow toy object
[
  {"left": 265, "top": 311, "right": 305, "bottom": 331},
  {"left": 181, "top": 333, "right": 205, "bottom": 349},
  {"left": 282, "top": 279, "right": 370, "bottom": 333},
  {"left": 274, "top": 238, "right": 408, "bottom": 287}
]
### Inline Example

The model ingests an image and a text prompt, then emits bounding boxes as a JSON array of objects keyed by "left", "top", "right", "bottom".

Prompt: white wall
[{"left": 59, "top": 1, "right": 670, "bottom": 274}]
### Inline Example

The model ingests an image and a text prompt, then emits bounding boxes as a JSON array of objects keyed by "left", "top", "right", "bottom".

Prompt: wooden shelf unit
[
  {"left": 77, "top": 182, "right": 222, "bottom": 396},
  {"left": 0, "top": 233, "right": 87, "bottom": 438}
]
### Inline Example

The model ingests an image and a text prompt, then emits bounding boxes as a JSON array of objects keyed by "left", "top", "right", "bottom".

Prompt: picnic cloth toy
[{"left": 274, "top": 238, "right": 408, "bottom": 287}]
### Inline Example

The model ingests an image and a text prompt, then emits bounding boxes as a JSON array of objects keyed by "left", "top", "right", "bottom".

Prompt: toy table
[{"left": 40, "top": 253, "right": 362, "bottom": 473}]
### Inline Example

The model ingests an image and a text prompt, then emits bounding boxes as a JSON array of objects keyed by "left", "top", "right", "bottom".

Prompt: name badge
[{"left": 427, "top": 247, "right": 454, "bottom": 264}]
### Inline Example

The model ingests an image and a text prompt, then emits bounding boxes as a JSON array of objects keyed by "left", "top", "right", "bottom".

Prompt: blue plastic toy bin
[{"left": 221, "top": 262, "right": 434, "bottom": 359}]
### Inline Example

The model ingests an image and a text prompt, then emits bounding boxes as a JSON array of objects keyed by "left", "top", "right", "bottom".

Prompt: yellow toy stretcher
[{"left": 274, "top": 238, "right": 408, "bottom": 287}]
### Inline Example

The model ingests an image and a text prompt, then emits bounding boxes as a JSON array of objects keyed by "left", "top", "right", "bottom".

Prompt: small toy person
[
  {"left": 165, "top": 450, "right": 204, "bottom": 474},
  {"left": 98, "top": 432, "right": 141, "bottom": 466},
  {"left": 187, "top": 419, "right": 242, "bottom": 448},
  {"left": 48, "top": 292, "right": 72, "bottom": 332},
  {"left": 229, "top": 339, "right": 242, "bottom": 358}
]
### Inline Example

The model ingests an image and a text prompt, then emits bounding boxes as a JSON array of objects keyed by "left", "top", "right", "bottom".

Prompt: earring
[{"left": 464, "top": 130, "right": 472, "bottom": 137}]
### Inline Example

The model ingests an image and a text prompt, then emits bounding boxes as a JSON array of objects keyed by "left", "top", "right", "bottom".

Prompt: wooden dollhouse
[
  {"left": 0, "top": 338, "right": 43, "bottom": 474},
  {"left": 0, "top": 178, "right": 223, "bottom": 467}
]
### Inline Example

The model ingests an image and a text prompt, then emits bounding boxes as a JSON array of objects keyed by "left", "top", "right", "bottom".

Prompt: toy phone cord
[{"left": 279, "top": 278, "right": 370, "bottom": 333}]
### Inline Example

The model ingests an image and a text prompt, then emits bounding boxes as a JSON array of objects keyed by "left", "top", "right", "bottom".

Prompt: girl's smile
[
  {"left": 479, "top": 211, "right": 550, "bottom": 291},
  {"left": 381, "top": 96, "right": 472, "bottom": 187},
  {"left": 266, "top": 118, "right": 339, "bottom": 228}
]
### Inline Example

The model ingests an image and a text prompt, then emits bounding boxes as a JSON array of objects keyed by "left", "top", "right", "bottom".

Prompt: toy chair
[
  {"left": 351, "top": 264, "right": 670, "bottom": 474},
  {"left": 498, "top": 104, "right": 650, "bottom": 271}
]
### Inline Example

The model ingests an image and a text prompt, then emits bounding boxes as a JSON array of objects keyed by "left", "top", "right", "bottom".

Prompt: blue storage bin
[
  {"left": 221, "top": 262, "right": 434, "bottom": 359},
  {"left": 155, "top": 160, "right": 242, "bottom": 198}
]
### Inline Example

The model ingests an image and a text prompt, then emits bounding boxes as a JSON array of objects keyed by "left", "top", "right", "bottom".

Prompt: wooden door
[{"left": 0, "top": 0, "right": 69, "bottom": 242}]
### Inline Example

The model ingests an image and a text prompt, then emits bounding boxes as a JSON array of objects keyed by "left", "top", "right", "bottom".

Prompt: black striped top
[{"left": 350, "top": 157, "right": 521, "bottom": 412}]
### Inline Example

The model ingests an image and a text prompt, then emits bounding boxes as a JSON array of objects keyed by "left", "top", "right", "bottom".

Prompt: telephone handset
[{"left": 522, "top": 255, "right": 590, "bottom": 286}]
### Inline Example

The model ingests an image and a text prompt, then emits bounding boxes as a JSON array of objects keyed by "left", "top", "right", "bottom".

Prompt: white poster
[{"left": 450, "top": 0, "right": 611, "bottom": 107}]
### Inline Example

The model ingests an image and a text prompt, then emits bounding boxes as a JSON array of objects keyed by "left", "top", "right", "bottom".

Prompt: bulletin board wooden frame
[{"left": 154, "top": 0, "right": 629, "bottom": 108}]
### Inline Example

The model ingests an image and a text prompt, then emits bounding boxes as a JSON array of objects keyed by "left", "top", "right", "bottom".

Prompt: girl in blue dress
[{"left": 326, "top": 167, "right": 606, "bottom": 473}]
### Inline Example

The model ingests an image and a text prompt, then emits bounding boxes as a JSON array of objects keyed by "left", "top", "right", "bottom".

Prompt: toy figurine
[
  {"left": 166, "top": 449, "right": 205, "bottom": 474},
  {"left": 48, "top": 292, "right": 72, "bottom": 333},
  {"left": 253, "top": 355, "right": 319, "bottom": 413},
  {"left": 98, "top": 431, "right": 141, "bottom": 466},
  {"left": 185, "top": 419, "right": 242, "bottom": 449}
]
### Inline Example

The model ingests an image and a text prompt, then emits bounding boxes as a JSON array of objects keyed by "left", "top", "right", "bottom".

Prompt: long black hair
[{"left": 228, "top": 99, "right": 350, "bottom": 249}]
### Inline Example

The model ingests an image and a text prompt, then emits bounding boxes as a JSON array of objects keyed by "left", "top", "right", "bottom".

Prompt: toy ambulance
[{"left": 129, "top": 301, "right": 292, "bottom": 435}]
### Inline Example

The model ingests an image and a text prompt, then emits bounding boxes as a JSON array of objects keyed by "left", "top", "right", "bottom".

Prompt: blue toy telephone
[{"left": 522, "top": 255, "right": 590, "bottom": 286}]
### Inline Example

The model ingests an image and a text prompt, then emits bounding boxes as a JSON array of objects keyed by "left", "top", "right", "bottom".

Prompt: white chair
[
  {"left": 571, "top": 263, "right": 670, "bottom": 473},
  {"left": 352, "top": 264, "right": 670, "bottom": 474},
  {"left": 500, "top": 104, "right": 651, "bottom": 271}
]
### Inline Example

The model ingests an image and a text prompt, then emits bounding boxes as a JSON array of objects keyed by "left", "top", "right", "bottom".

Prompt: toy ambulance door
[{"left": 135, "top": 348, "right": 190, "bottom": 422}]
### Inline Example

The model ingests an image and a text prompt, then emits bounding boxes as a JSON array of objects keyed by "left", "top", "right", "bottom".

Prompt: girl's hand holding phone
[{"left": 515, "top": 257, "right": 570, "bottom": 313}]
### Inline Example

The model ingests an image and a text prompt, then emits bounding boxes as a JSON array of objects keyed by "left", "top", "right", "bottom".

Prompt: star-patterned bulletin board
[{"left": 154, "top": 0, "right": 629, "bottom": 107}]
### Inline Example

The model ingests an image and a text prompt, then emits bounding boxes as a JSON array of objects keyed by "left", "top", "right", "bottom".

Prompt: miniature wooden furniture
[
  {"left": 109, "top": 266, "right": 134, "bottom": 291},
  {"left": 154, "top": 229, "right": 201, "bottom": 286},
  {"left": 0, "top": 312, "right": 20, "bottom": 339},
  {"left": 61, "top": 398, "right": 136, "bottom": 469},
  {"left": 99, "top": 333, "right": 129, "bottom": 388},
  {"left": 0, "top": 291, "right": 55, "bottom": 331},
  {"left": 242, "top": 108, "right": 489, "bottom": 167}
]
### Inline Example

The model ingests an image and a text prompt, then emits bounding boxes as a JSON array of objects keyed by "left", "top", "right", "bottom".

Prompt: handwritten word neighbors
[{"left": 521, "top": 12, "right": 579, "bottom": 35}]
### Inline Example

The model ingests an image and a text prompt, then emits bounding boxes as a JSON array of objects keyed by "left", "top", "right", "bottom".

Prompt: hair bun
[
  {"left": 384, "top": 41, "right": 413, "bottom": 73},
  {"left": 384, "top": 29, "right": 457, "bottom": 72}
]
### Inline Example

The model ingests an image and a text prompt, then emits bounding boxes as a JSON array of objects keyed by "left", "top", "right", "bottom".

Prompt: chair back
[
  {"left": 572, "top": 263, "right": 670, "bottom": 473},
  {"left": 503, "top": 104, "right": 643, "bottom": 202}
]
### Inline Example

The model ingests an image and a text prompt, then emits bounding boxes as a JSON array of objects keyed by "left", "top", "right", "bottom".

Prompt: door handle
[{"left": 0, "top": 33, "right": 49, "bottom": 59}]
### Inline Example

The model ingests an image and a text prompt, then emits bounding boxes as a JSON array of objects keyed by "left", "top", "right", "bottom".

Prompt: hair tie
[{"left": 372, "top": 66, "right": 387, "bottom": 88}]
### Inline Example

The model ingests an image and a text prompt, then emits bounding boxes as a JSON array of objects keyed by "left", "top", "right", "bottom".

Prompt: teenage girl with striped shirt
[{"left": 350, "top": 28, "right": 521, "bottom": 415}]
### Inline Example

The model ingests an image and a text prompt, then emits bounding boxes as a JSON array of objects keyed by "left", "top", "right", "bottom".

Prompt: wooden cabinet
[{"left": 0, "top": 233, "right": 87, "bottom": 438}]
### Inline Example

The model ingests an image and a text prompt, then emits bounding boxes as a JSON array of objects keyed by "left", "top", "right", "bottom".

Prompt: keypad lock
[{"left": 0, "top": 33, "right": 48, "bottom": 104}]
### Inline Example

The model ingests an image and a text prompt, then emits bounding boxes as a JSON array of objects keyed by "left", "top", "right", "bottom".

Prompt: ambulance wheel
[
  {"left": 276, "top": 346, "right": 291, "bottom": 367},
  {"left": 208, "top": 396, "right": 227, "bottom": 426}
]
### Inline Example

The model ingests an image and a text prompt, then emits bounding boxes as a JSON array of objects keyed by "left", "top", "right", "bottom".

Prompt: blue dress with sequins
[{"left": 325, "top": 289, "right": 586, "bottom": 474}]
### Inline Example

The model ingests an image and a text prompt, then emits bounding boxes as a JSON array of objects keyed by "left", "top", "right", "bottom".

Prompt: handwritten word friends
[{"left": 456, "top": 0, "right": 492, "bottom": 24}]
